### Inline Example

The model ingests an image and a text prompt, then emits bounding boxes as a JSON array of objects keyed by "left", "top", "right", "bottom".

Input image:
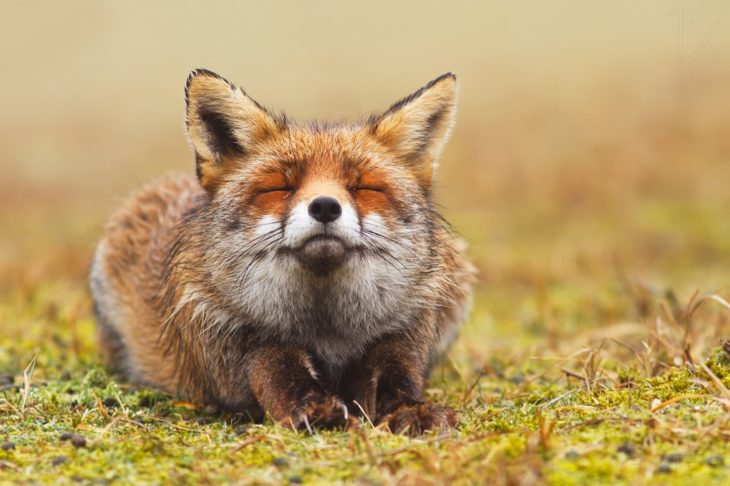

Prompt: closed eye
[
  {"left": 258, "top": 187, "right": 294, "bottom": 194},
  {"left": 350, "top": 185, "right": 384, "bottom": 193}
]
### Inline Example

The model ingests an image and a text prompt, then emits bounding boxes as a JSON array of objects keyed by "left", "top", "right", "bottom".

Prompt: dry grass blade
[
  {"left": 20, "top": 354, "right": 37, "bottom": 414},
  {"left": 229, "top": 434, "right": 266, "bottom": 453},
  {"left": 702, "top": 294, "right": 730, "bottom": 312},
  {"left": 699, "top": 361, "right": 730, "bottom": 401},
  {"left": 351, "top": 400, "right": 375, "bottom": 428},
  {"left": 650, "top": 394, "right": 709, "bottom": 413},
  {"left": 93, "top": 391, "right": 109, "bottom": 421}
]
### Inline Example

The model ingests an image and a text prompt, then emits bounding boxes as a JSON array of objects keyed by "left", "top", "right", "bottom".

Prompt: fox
[{"left": 89, "top": 69, "right": 475, "bottom": 434}]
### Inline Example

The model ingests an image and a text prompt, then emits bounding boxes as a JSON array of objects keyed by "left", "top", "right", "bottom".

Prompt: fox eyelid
[
  {"left": 350, "top": 185, "right": 384, "bottom": 193},
  {"left": 258, "top": 187, "right": 294, "bottom": 194}
]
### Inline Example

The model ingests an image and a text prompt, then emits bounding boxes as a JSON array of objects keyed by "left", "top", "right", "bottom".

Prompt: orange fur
[{"left": 90, "top": 70, "right": 475, "bottom": 434}]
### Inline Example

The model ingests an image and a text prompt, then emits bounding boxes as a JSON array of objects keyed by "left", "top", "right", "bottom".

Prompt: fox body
[{"left": 90, "top": 70, "right": 474, "bottom": 433}]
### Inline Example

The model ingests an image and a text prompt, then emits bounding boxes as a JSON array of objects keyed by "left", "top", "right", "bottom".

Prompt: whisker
[{"left": 361, "top": 228, "right": 414, "bottom": 252}]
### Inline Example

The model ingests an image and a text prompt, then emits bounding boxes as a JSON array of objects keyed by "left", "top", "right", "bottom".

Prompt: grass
[{"left": 1, "top": 196, "right": 729, "bottom": 484}]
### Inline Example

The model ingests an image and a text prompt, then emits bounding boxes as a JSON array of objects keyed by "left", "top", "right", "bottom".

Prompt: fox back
[{"left": 90, "top": 70, "right": 474, "bottom": 433}]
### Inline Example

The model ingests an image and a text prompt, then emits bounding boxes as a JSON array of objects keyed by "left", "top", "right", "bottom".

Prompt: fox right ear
[
  {"left": 185, "top": 69, "right": 283, "bottom": 192},
  {"left": 369, "top": 73, "right": 458, "bottom": 189}
]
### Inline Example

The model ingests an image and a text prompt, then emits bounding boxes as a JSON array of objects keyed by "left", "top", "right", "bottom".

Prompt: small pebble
[
  {"left": 706, "top": 455, "right": 724, "bottom": 467},
  {"left": 70, "top": 434, "right": 87, "bottom": 448},
  {"left": 102, "top": 397, "right": 119, "bottom": 408},
  {"left": 656, "top": 463, "right": 672, "bottom": 474},
  {"left": 288, "top": 477, "right": 303, "bottom": 484},
  {"left": 52, "top": 456, "right": 68, "bottom": 466},
  {"left": 664, "top": 452, "right": 683, "bottom": 463},
  {"left": 564, "top": 450, "right": 580, "bottom": 460},
  {"left": 138, "top": 395, "right": 154, "bottom": 407},
  {"left": 1, "top": 442, "right": 15, "bottom": 451},
  {"left": 617, "top": 443, "right": 637, "bottom": 458},
  {"left": 272, "top": 457, "right": 289, "bottom": 467}
]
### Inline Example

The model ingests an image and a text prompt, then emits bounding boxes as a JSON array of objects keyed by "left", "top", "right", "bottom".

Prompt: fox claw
[
  {"left": 288, "top": 396, "right": 349, "bottom": 432},
  {"left": 379, "top": 403, "right": 458, "bottom": 436}
]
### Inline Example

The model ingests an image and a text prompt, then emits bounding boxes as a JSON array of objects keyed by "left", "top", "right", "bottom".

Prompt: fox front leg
[
  {"left": 246, "top": 344, "right": 348, "bottom": 431},
  {"left": 343, "top": 332, "right": 458, "bottom": 435}
]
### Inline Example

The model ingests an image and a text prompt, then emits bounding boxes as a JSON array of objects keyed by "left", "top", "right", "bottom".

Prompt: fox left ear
[
  {"left": 369, "top": 73, "right": 458, "bottom": 189},
  {"left": 185, "top": 69, "right": 283, "bottom": 192}
]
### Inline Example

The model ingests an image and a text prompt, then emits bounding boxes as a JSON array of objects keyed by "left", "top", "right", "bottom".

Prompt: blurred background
[{"left": 1, "top": 1, "right": 729, "bottom": 361}]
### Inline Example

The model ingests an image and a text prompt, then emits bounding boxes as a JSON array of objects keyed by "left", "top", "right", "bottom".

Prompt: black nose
[{"left": 308, "top": 196, "right": 342, "bottom": 224}]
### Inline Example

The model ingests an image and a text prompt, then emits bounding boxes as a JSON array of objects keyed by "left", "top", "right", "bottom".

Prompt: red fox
[{"left": 90, "top": 69, "right": 475, "bottom": 434}]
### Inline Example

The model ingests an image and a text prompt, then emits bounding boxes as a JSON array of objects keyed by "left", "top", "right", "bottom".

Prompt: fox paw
[
  {"left": 379, "top": 402, "right": 458, "bottom": 436},
  {"left": 288, "top": 396, "right": 350, "bottom": 432}
]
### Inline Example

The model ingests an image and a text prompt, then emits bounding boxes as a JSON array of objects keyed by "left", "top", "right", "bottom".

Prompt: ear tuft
[
  {"left": 185, "top": 68, "right": 235, "bottom": 106},
  {"left": 184, "top": 69, "right": 282, "bottom": 192},
  {"left": 379, "top": 72, "right": 456, "bottom": 118},
  {"left": 369, "top": 73, "right": 458, "bottom": 188}
]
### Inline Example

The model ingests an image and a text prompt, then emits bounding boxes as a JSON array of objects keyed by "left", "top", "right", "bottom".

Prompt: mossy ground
[{"left": 1, "top": 194, "right": 729, "bottom": 485}]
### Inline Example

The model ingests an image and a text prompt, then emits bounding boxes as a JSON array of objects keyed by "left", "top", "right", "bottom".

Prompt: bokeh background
[{"left": 1, "top": 1, "right": 729, "bottom": 359}]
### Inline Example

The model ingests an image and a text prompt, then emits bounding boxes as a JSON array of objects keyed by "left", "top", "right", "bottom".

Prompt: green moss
[{"left": 2, "top": 205, "right": 730, "bottom": 484}]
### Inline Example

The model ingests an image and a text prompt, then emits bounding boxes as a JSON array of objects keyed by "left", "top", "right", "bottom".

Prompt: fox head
[{"left": 183, "top": 69, "right": 458, "bottom": 351}]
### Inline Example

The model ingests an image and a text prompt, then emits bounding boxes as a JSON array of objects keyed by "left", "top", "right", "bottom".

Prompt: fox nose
[{"left": 308, "top": 196, "right": 342, "bottom": 224}]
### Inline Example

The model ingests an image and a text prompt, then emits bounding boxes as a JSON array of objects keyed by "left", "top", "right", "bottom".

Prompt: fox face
[{"left": 182, "top": 70, "right": 458, "bottom": 363}]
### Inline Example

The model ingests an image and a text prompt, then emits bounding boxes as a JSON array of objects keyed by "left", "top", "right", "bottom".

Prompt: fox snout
[
  {"left": 286, "top": 194, "right": 357, "bottom": 275},
  {"left": 298, "top": 195, "right": 348, "bottom": 274},
  {"left": 308, "top": 196, "right": 341, "bottom": 224}
]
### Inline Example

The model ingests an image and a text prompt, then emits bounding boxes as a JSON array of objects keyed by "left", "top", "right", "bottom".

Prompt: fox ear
[
  {"left": 369, "top": 73, "right": 458, "bottom": 188},
  {"left": 185, "top": 69, "right": 282, "bottom": 192}
]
